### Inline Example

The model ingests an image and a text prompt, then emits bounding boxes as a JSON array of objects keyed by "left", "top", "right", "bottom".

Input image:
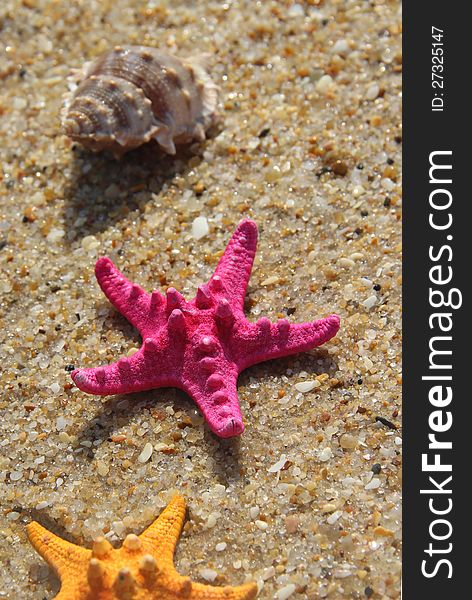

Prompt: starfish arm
[
  {"left": 139, "top": 495, "right": 186, "bottom": 566},
  {"left": 210, "top": 220, "right": 258, "bottom": 315},
  {"left": 71, "top": 342, "right": 178, "bottom": 395},
  {"left": 26, "top": 521, "right": 90, "bottom": 581},
  {"left": 189, "top": 581, "right": 258, "bottom": 600},
  {"left": 53, "top": 591, "right": 80, "bottom": 600},
  {"left": 235, "top": 314, "right": 340, "bottom": 370},
  {"left": 185, "top": 362, "right": 244, "bottom": 438},
  {"left": 94, "top": 256, "right": 159, "bottom": 334}
]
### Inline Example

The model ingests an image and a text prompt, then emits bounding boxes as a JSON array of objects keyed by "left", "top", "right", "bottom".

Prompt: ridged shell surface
[{"left": 63, "top": 46, "right": 219, "bottom": 157}]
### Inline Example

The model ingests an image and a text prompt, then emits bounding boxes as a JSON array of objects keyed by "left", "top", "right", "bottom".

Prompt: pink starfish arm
[
  {"left": 210, "top": 219, "right": 258, "bottom": 316},
  {"left": 95, "top": 257, "right": 168, "bottom": 336},
  {"left": 71, "top": 338, "right": 179, "bottom": 395},
  {"left": 184, "top": 364, "right": 243, "bottom": 439},
  {"left": 234, "top": 314, "right": 341, "bottom": 371}
]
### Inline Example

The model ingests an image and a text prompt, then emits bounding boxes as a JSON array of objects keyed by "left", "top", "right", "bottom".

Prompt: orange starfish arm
[
  {"left": 27, "top": 521, "right": 90, "bottom": 581},
  {"left": 139, "top": 494, "right": 186, "bottom": 565},
  {"left": 189, "top": 581, "right": 258, "bottom": 599}
]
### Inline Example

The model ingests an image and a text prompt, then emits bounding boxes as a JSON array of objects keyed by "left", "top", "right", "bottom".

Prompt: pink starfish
[{"left": 72, "top": 220, "right": 340, "bottom": 438}]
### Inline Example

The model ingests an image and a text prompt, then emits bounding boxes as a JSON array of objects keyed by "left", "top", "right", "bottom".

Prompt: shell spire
[{"left": 63, "top": 46, "right": 219, "bottom": 158}]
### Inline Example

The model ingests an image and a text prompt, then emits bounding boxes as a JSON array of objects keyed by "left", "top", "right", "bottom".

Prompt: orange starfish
[{"left": 27, "top": 495, "right": 258, "bottom": 600}]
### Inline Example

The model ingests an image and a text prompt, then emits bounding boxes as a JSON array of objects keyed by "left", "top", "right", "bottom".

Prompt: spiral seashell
[{"left": 62, "top": 46, "right": 219, "bottom": 158}]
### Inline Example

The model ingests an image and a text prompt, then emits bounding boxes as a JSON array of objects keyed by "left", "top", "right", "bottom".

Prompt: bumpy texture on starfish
[
  {"left": 27, "top": 495, "right": 258, "bottom": 600},
  {"left": 72, "top": 220, "right": 340, "bottom": 438}
]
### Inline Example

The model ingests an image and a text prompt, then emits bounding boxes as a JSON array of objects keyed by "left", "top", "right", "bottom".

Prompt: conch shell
[{"left": 63, "top": 46, "right": 219, "bottom": 158}]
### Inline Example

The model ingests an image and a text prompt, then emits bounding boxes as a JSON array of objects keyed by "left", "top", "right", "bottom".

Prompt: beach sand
[{"left": 0, "top": 1, "right": 401, "bottom": 598}]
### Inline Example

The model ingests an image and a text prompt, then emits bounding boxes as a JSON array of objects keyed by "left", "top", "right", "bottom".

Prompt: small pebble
[
  {"left": 340, "top": 434, "right": 358, "bottom": 449},
  {"left": 332, "top": 160, "right": 348, "bottom": 176},
  {"left": 332, "top": 39, "right": 350, "bottom": 54},
  {"left": 327, "top": 510, "right": 342, "bottom": 525},
  {"left": 365, "top": 478, "right": 381, "bottom": 490},
  {"left": 318, "top": 447, "right": 333, "bottom": 462},
  {"left": 199, "top": 568, "right": 218, "bottom": 583},
  {"left": 365, "top": 83, "right": 380, "bottom": 100},
  {"left": 268, "top": 454, "right": 287, "bottom": 473},
  {"left": 250, "top": 506, "right": 260, "bottom": 520},
  {"left": 206, "top": 513, "right": 219, "bottom": 528},
  {"left": 287, "top": 4, "right": 304, "bottom": 17},
  {"left": 338, "top": 257, "right": 355, "bottom": 268},
  {"left": 215, "top": 542, "right": 227, "bottom": 552},
  {"left": 46, "top": 228, "right": 65, "bottom": 242},
  {"left": 255, "top": 520, "right": 268, "bottom": 531},
  {"left": 97, "top": 461, "right": 109, "bottom": 476},
  {"left": 316, "top": 74, "right": 334, "bottom": 94},
  {"left": 285, "top": 515, "right": 299, "bottom": 534},
  {"left": 138, "top": 442, "right": 153, "bottom": 463},
  {"left": 294, "top": 380, "right": 317, "bottom": 393},
  {"left": 277, "top": 583, "right": 296, "bottom": 600},
  {"left": 381, "top": 177, "right": 395, "bottom": 191},
  {"left": 81, "top": 235, "right": 100, "bottom": 251},
  {"left": 362, "top": 295, "right": 378, "bottom": 310},
  {"left": 56, "top": 416, "right": 68, "bottom": 431},
  {"left": 192, "top": 216, "right": 209, "bottom": 240}
]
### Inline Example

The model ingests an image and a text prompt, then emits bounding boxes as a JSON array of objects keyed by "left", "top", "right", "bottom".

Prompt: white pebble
[
  {"left": 199, "top": 568, "right": 218, "bottom": 582},
  {"left": 10, "top": 471, "right": 23, "bottom": 481},
  {"left": 13, "top": 97, "right": 28, "bottom": 110},
  {"left": 318, "top": 447, "right": 333, "bottom": 462},
  {"left": 338, "top": 257, "right": 355, "bottom": 268},
  {"left": 294, "top": 380, "right": 317, "bottom": 393},
  {"left": 46, "top": 228, "right": 65, "bottom": 242},
  {"left": 138, "top": 442, "right": 153, "bottom": 463},
  {"left": 288, "top": 4, "right": 304, "bottom": 17},
  {"left": 365, "top": 83, "right": 380, "bottom": 100},
  {"left": 250, "top": 506, "right": 260, "bottom": 520},
  {"left": 261, "top": 275, "right": 279, "bottom": 286},
  {"left": 362, "top": 295, "right": 378, "bottom": 310},
  {"left": 277, "top": 583, "right": 297, "bottom": 600},
  {"left": 316, "top": 74, "right": 334, "bottom": 94},
  {"left": 206, "top": 512, "right": 219, "bottom": 528},
  {"left": 56, "top": 416, "right": 68, "bottom": 431},
  {"left": 268, "top": 454, "right": 287, "bottom": 473},
  {"left": 112, "top": 520, "right": 126, "bottom": 536},
  {"left": 215, "top": 542, "right": 227, "bottom": 552},
  {"left": 381, "top": 177, "right": 395, "bottom": 191},
  {"left": 365, "top": 478, "right": 381, "bottom": 490},
  {"left": 332, "top": 39, "right": 349, "bottom": 55},
  {"left": 261, "top": 566, "right": 275, "bottom": 580},
  {"left": 191, "top": 216, "right": 209, "bottom": 240},
  {"left": 7, "top": 511, "right": 20, "bottom": 521},
  {"left": 35, "top": 501, "right": 49, "bottom": 510},
  {"left": 81, "top": 235, "right": 100, "bottom": 251},
  {"left": 49, "top": 382, "right": 61, "bottom": 394},
  {"left": 327, "top": 510, "right": 342, "bottom": 525},
  {"left": 255, "top": 520, "right": 268, "bottom": 531},
  {"left": 394, "top": 436, "right": 402, "bottom": 446}
]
